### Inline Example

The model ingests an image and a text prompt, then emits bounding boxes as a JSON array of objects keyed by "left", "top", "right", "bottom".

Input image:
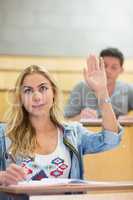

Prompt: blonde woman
[{"left": 0, "top": 55, "right": 123, "bottom": 185}]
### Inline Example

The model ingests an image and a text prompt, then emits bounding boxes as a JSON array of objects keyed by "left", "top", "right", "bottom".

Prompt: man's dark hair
[{"left": 100, "top": 47, "right": 124, "bottom": 66}]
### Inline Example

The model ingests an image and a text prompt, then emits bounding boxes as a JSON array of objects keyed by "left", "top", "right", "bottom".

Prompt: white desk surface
[
  {"left": 1, "top": 181, "right": 133, "bottom": 195},
  {"left": 30, "top": 192, "right": 133, "bottom": 200},
  {"left": 80, "top": 116, "right": 133, "bottom": 126}
]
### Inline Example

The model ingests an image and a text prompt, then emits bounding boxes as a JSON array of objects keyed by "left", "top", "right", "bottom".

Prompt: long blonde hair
[{"left": 5, "top": 65, "right": 64, "bottom": 157}]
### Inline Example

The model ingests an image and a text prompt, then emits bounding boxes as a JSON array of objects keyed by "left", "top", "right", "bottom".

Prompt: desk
[
  {"left": 81, "top": 116, "right": 133, "bottom": 181},
  {"left": 80, "top": 116, "right": 133, "bottom": 127},
  {"left": 0, "top": 181, "right": 133, "bottom": 200},
  {"left": 30, "top": 193, "right": 133, "bottom": 200},
  {"left": 1, "top": 181, "right": 133, "bottom": 200}
]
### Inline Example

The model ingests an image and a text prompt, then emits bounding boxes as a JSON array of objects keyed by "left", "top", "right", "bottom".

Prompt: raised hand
[{"left": 84, "top": 55, "right": 107, "bottom": 96}]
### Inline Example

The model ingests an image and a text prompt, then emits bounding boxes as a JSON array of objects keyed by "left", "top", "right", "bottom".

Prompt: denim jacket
[{"left": 0, "top": 122, "right": 123, "bottom": 179}]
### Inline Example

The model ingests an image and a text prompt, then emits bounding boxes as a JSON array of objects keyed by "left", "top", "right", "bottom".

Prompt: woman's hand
[
  {"left": 84, "top": 55, "right": 107, "bottom": 97},
  {"left": 84, "top": 55, "right": 118, "bottom": 132},
  {"left": 0, "top": 163, "right": 26, "bottom": 185}
]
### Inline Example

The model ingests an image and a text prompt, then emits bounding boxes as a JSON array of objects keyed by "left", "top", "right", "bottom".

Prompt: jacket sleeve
[
  {"left": 0, "top": 123, "right": 7, "bottom": 170},
  {"left": 77, "top": 123, "right": 124, "bottom": 154}
]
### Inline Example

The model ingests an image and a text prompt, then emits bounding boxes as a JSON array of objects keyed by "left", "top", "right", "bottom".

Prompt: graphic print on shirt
[
  {"left": 20, "top": 128, "right": 71, "bottom": 180},
  {"left": 34, "top": 128, "right": 71, "bottom": 178},
  {"left": 20, "top": 156, "right": 69, "bottom": 179},
  {"left": 20, "top": 158, "right": 48, "bottom": 180},
  {"left": 47, "top": 157, "right": 68, "bottom": 177}
]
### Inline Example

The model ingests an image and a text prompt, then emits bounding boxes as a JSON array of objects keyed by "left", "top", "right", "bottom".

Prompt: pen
[{"left": 5, "top": 152, "right": 16, "bottom": 163}]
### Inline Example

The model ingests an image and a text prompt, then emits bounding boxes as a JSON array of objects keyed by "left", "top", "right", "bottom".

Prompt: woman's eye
[
  {"left": 24, "top": 89, "right": 32, "bottom": 94},
  {"left": 39, "top": 86, "right": 48, "bottom": 92}
]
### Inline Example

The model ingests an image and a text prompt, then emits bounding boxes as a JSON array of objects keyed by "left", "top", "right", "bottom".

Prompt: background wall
[{"left": 0, "top": 0, "right": 133, "bottom": 57}]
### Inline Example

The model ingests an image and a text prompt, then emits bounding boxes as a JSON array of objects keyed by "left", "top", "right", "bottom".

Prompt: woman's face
[{"left": 21, "top": 73, "right": 54, "bottom": 118}]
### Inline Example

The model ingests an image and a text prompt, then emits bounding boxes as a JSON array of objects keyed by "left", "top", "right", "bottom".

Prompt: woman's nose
[{"left": 32, "top": 91, "right": 41, "bottom": 101}]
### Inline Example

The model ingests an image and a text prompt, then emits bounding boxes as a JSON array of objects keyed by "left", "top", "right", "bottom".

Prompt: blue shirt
[{"left": 0, "top": 122, "right": 123, "bottom": 179}]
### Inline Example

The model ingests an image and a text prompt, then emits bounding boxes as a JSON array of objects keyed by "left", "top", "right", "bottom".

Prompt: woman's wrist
[
  {"left": 96, "top": 89, "right": 110, "bottom": 104},
  {"left": 98, "top": 96, "right": 111, "bottom": 106}
]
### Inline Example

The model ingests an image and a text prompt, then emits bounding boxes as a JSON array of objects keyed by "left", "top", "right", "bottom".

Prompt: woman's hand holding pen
[{"left": 0, "top": 163, "right": 26, "bottom": 185}]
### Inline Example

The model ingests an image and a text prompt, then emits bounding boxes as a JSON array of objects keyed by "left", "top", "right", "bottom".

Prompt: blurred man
[{"left": 64, "top": 47, "right": 133, "bottom": 120}]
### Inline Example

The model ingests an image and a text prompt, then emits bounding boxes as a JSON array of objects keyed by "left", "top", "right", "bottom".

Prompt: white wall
[{"left": 0, "top": 0, "right": 133, "bottom": 57}]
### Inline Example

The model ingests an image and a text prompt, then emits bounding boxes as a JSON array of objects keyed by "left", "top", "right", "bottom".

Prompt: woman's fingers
[
  {"left": 3, "top": 164, "right": 26, "bottom": 185},
  {"left": 99, "top": 57, "right": 105, "bottom": 71},
  {"left": 84, "top": 54, "right": 108, "bottom": 95},
  {"left": 84, "top": 55, "right": 96, "bottom": 82},
  {"left": 7, "top": 164, "right": 26, "bottom": 178},
  {"left": 99, "top": 57, "right": 107, "bottom": 83},
  {"left": 86, "top": 55, "right": 95, "bottom": 74},
  {"left": 86, "top": 55, "right": 100, "bottom": 73},
  {"left": 95, "top": 56, "right": 100, "bottom": 71},
  {"left": 83, "top": 67, "right": 88, "bottom": 83},
  {"left": 3, "top": 172, "right": 18, "bottom": 185}
]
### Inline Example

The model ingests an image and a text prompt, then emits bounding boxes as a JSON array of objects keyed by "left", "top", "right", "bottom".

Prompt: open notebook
[{"left": 17, "top": 178, "right": 88, "bottom": 186}]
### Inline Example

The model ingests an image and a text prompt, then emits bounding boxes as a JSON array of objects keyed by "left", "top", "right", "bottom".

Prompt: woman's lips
[{"left": 32, "top": 104, "right": 45, "bottom": 108}]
